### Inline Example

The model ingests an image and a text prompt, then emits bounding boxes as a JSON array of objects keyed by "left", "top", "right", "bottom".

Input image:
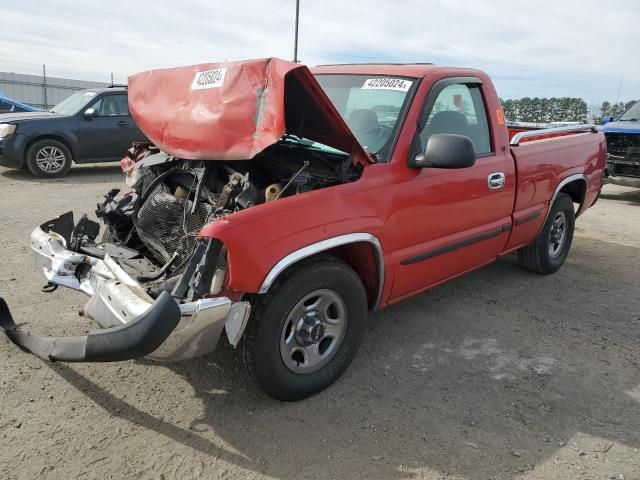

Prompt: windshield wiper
[
  {"left": 280, "top": 135, "right": 348, "bottom": 156},
  {"left": 367, "top": 151, "right": 380, "bottom": 163},
  {"left": 280, "top": 134, "right": 311, "bottom": 146},
  {"left": 619, "top": 118, "right": 638, "bottom": 122}
]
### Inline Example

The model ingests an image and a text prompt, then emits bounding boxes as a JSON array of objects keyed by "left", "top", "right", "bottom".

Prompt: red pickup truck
[{"left": 1, "top": 58, "right": 605, "bottom": 401}]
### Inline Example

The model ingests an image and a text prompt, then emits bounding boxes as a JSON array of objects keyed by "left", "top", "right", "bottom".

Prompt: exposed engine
[{"left": 90, "top": 138, "right": 362, "bottom": 302}]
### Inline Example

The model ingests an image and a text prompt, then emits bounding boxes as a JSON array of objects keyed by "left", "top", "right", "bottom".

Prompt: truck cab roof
[{"left": 311, "top": 63, "right": 486, "bottom": 79}]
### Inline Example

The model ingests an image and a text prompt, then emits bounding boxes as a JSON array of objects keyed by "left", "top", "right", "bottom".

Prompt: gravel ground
[{"left": 0, "top": 164, "right": 639, "bottom": 480}]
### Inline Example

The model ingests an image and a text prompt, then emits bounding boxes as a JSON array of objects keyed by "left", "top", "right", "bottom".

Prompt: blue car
[
  {"left": 601, "top": 100, "right": 640, "bottom": 188},
  {"left": 0, "top": 94, "right": 40, "bottom": 114}
]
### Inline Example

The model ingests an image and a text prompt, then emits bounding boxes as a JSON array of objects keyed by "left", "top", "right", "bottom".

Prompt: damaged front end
[
  {"left": 2, "top": 139, "right": 358, "bottom": 362},
  {"left": 1, "top": 57, "right": 367, "bottom": 364},
  {"left": 1, "top": 209, "right": 251, "bottom": 362}
]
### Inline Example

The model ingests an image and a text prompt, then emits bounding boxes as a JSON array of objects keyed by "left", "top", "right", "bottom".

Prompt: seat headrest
[
  {"left": 347, "top": 108, "right": 378, "bottom": 133},
  {"left": 429, "top": 111, "right": 468, "bottom": 136}
]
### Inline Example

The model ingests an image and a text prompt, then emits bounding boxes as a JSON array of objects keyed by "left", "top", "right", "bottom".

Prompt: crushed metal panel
[{"left": 127, "top": 57, "right": 369, "bottom": 162}]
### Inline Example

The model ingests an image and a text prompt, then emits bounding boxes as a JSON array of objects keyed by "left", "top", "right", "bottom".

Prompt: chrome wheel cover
[{"left": 280, "top": 289, "right": 347, "bottom": 374}]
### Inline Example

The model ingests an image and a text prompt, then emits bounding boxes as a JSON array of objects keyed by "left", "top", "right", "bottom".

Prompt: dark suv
[{"left": 0, "top": 86, "right": 147, "bottom": 178}]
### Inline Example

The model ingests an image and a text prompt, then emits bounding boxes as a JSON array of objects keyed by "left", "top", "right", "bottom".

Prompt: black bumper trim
[{"left": 0, "top": 291, "right": 181, "bottom": 362}]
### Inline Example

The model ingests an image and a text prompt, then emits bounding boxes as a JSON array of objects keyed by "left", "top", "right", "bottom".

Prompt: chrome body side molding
[
  {"left": 258, "top": 233, "right": 385, "bottom": 310},
  {"left": 545, "top": 173, "right": 588, "bottom": 223}
]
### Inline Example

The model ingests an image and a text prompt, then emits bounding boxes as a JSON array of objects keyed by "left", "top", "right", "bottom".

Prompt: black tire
[
  {"left": 239, "top": 255, "right": 368, "bottom": 401},
  {"left": 518, "top": 192, "right": 575, "bottom": 274},
  {"left": 26, "top": 139, "right": 72, "bottom": 178}
]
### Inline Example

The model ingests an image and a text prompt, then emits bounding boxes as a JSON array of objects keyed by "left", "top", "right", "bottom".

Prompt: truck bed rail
[{"left": 509, "top": 124, "right": 598, "bottom": 146}]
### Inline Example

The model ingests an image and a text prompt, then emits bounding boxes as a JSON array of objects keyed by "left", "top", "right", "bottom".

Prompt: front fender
[
  {"left": 198, "top": 184, "right": 386, "bottom": 296},
  {"left": 23, "top": 128, "right": 79, "bottom": 160}
]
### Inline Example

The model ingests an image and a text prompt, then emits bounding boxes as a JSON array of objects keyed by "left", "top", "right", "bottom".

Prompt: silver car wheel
[
  {"left": 35, "top": 146, "right": 66, "bottom": 173},
  {"left": 280, "top": 289, "right": 347, "bottom": 374},
  {"left": 548, "top": 211, "right": 567, "bottom": 258}
]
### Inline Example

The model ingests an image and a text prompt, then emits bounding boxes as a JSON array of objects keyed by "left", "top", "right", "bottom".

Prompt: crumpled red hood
[{"left": 127, "top": 57, "right": 369, "bottom": 163}]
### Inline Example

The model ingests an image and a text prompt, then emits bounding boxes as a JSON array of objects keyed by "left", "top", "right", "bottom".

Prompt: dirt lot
[{"left": 0, "top": 164, "right": 639, "bottom": 480}]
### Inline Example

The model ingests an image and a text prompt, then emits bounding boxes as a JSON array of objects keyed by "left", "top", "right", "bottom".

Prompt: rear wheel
[
  {"left": 26, "top": 139, "right": 72, "bottom": 178},
  {"left": 518, "top": 192, "right": 575, "bottom": 274},
  {"left": 239, "top": 255, "right": 368, "bottom": 401}
]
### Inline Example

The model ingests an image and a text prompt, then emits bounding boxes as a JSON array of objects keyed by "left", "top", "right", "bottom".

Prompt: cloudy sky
[{"left": 1, "top": 0, "right": 638, "bottom": 103}]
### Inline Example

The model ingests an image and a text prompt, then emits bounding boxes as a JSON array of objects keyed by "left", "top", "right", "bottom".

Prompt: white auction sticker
[
  {"left": 191, "top": 68, "right": 227, "bottom": 90},
  {"left": 361, "top": 78, "right": 412, "bottom": 92}
]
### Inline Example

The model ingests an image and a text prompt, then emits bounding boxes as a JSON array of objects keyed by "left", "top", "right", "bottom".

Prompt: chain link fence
[{"left": 0, "top": 66, "right": 113, "bottom": 109}]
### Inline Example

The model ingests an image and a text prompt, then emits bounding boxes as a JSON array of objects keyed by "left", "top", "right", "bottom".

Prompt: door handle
[
  {"left": 488, "top": 172, "right": 505, "bottom": 190},
  {"left": 116, "top": 121, "right": 129, "bottom": 127}
]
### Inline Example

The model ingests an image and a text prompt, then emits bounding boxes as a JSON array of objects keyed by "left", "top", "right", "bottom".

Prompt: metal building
[{"left": 0, "top": 71, "right": 110, "bottom": 110}]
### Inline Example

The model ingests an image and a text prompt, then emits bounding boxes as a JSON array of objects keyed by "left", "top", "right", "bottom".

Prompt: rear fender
[{"left": 550, "top": 174, "right": 587, "bottom": 219}]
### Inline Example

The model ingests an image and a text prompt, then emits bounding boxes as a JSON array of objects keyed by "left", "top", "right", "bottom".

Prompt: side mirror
[
  {"left": 601, "top": 115, "right": 615, "bottom": 125},
  {"left": 83, "top": 108, "right": 98, "bottom": 119},
  {"left": 410, "top": 133, "right": 476, "bottom": 169}
]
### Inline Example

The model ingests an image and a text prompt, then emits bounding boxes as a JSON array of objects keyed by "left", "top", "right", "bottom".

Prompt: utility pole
[
  {"left": 42, "top": 64, "right": 48, "bottom": 109},
  {"left": 110, "top": 72, "right": 114, "bottom": 86},
  {"left": 616, "top": 75, "right": 623, "bottom": 104},
  {"left": 293, "top": 0, "right": 300, "bottom": 63}
]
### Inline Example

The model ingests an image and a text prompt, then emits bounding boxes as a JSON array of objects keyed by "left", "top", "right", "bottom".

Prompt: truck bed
[{"left": 505, "top": 127, "right": 606, "bottom": 251}]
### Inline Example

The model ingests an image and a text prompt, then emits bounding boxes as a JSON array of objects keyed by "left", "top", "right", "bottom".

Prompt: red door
[{"left": 387, "top": 81, "right": 515, "bottom": 302}]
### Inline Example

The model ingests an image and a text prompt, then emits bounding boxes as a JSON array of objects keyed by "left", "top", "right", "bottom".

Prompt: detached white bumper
[{"left": 25, "top": 226, "right": 250, "bottom": 362}]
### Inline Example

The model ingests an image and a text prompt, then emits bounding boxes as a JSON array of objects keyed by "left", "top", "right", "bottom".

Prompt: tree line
[
  {"left": 500, "top": 98, "right": 637, "bottom": 124},
  {"left": 598, "top": 100, "right": 637, "bottom": 119}
]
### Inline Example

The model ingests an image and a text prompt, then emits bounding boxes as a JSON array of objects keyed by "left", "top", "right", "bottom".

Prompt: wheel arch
[
  {"left": 258, "top": 233, "right": 384, "bottom": 310},
  {"left": 549, "top": 174, "right": 587, "bottom": 220},
  {"left": 25, "top": 134, "right": 76, "bottom": 162}
]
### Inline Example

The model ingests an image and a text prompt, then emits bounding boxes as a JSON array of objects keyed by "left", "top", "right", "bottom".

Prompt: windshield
[
  {"left": 314, "top": 74, "right": 415, "bottom": 160},
  {"left": 50, "top": 90, "right": 98, "bottom": 115},
  {"left": 619, "top": 101, "right": 640, "bottom": 121}
]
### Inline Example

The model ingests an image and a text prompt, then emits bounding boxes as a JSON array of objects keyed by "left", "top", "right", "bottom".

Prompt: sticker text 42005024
[{"left": 361, "top": 78, "right": 412, "bottom": 92}]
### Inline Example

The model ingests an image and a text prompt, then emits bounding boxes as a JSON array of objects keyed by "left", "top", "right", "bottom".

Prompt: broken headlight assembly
[{"left": 166, "top": 237, "right": 229, "bottom": 301}]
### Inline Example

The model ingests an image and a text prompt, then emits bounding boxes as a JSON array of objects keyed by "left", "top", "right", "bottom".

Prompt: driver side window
[
  {"left": 89, "top": 94, "right": 129, "bottom": 117},
  {"left": 420, "top": 84, "right": 492, "bottom": 155},
  {"left": 89, "top": 98, "right": 104, "bottom": 115}
]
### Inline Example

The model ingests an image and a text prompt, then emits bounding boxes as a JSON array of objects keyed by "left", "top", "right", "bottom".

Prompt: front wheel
[
  {"left": 26, "top": 139, "right": 72, "bottom": 178},
  {"left": 239, "top": 255, "right": 368, "bottom": 401},
  {"left": 517, "top": 192, "right": 575, "bottom": 274}
]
